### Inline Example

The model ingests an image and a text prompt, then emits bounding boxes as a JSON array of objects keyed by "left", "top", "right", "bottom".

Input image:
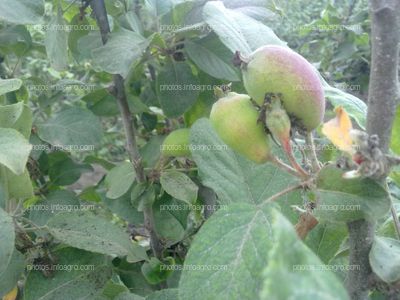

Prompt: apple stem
[
  {"left": 305, "top": 132, "right": 322, "bottom": 172},
  {"left": 282, "top": 140, "right": 309, "bottom": 178},
  {"left": 269, "top": 155, "right": 305, "bottom": 178}
]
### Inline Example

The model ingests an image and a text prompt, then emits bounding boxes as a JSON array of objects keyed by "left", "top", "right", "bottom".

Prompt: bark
[
  {"left": 346, "top": 1, "right": 400, "bottom": 299},
  {"left": 89, "top": 0, "right": 163, "bottom": 259}
]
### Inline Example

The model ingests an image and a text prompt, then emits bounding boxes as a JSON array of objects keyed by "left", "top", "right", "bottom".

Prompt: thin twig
[
  {"left": 261, "top": 180, "right": 311, "bottom": 205},
  {"left": 305, "top": 132, "right": 321, "bottom": 172},
  {"left": 269, "top": 155, "right": 308, "bottom": 179}
]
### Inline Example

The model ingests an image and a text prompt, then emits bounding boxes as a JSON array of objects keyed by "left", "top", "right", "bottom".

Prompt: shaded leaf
[
  {"left": 47, "top": 211, "right": 148, "bottom": 263},
  {"left": 203, "top": 1, "right": 285, "bottom": 56},
  {"left": 179, "top": 203, "right": 274, "bottom": 300},
  {"left": 160, "top": 170, "right": 198, "bottom": 204},
  {"left": 370, "top": 237, "right": 400, "bottom": 283},
  {"left": 92, "top": 28, "right": 149, "bottom": 77},
  {"left": 185, "top": 37, "right": 239, "bottom": 81},
  {"left": 315, "top": 165, "right": 390, "bottom": 222},
  {"left": 0, "top": 128, "right": 32, "bottom": 175},
  {"left": 0, "top": 0, "right": 44, "bottom": 24},
  {"left": 37, "top": 107, "right": 103, "bottom": 149},
  {"left": 105, "top": 162, "right": 136, "bottom": 199},
  {"left": 24, "top": 248, "right": 112, "bottom": 300},
  {"left": 0, "top": 79, "right": 22, "bottom": 96},
  {"left": 146, "top": 289, "right": 178, "bottom": 300},
  {"left": 44, "top": 8, "right": 68, "bottom": 71},
  {"left": 157, "top": 61, "right": 199, "bottom": 117},
  {"left": 0, "top": 249, "right": 25, "bottom": 297},
  {"left": 261, "top": 211, "right": 349, "bottom": 300},
  {"left": 0, "top": 207, "right": 16, "bottom": 275}
]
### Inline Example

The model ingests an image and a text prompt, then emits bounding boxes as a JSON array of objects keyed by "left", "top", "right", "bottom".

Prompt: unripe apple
[
  {"left": 161, "top": 128, "right": 191, "bottom": 157},
  {"left": 210, "top": 92, "right": 272, "bottom": 163},
  {"left": 241, "top": 45, "right": 325, "bottom": 132}
]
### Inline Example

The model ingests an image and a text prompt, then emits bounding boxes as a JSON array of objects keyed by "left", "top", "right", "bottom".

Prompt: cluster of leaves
[{"left": 0, "top": 0, "right": 400, "bottom": 299}]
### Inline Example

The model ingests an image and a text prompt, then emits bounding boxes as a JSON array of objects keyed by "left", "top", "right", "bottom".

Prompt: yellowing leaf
[
  {"left": 3, "top": 286, "right": 18, "bottom": 300},
  {"left": 322, "top": 106, "right": 353, "bottom": 153}
]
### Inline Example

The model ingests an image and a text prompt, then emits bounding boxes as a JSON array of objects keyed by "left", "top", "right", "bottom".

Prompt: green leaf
[
  {"left": 305, "top": 223, "right": 347, "bottom": 264},
  {"left": 146, "top": 289, "right": 178, "bottom": 300},
  {"left": 24, "top": 248, "right": 112, "bottom": 300},
  {"left": 322, "top": 78, "right": 367, "bottom": 129},
  {"left": 77, "top": 31, "right": 103, "bottom": 60},
  {"left": 84, "top": 155, "right": 115, "bottom": 170},
  {"left": 101, "top": 278, "right": 130, "bottom": 299},
  {"left": 160, "top": 170, "right": 198, "bottom": 204},
  {"left": 68, "top": 14, "right": 90, "bottom": 61},
  {"left": 0, "top": 167, "right": 7, "bottom": 208},
  {"left": 202, "top": 1, "right": 285, "bottom": 56},
  {"left": 0, "top": 0, "right": 44, "bottom": 24},
  {"left": 131, "top": 183, "right": 156, "bottom": 212},
  {"left": 0, "top": 102, "right": 24, "bottom": 128},
  {"left": 28, "top": 190, "right": 80, "bottom": 226},
  {"left": 370, "top": 237, "right": 400, "bottom": 283},
  {"left": 315, "top": 165, "right": 390, "bottom": 222},
  {"left": 157, "top": 61, "right": 200, "bottom": 117},
  {"left": 190, "top": 118, "right": 299, "bottom": 205},
  {"left": 36, "top": 107, "right": 103, "bottom": 149},
  {"left": 116, "top": 291, "right": 145, "bottom": 300},
  {"left": 144, "top": 0, "right": 173, "bottom": 17},
  {"left": 390, "top": 105, "right": 400, "bottom": 155},
  {"left": 47, "top": 211, "right": 148, "bottom": 263},
  {"left": 261, "top": 211, "right": 349, "bottom": 300},
  {"left": 48, "top": 151, "right": 93, "bottom": 186},
  {"left": 178, "top": 203, "right": 274, "bottom": 300},
  {"left": 6, "top": 168, "right": 33, "bottom": 199},
  {"left": 0, "top": 248, "right": 25, "bottom": 296},
  {"left": 92, "top": 28, "right": 149, "bottom": 78},
  {"left": 0, "top": 207, "right": 15, "bottom": 275},
  {"left": 0, "top": 128, "right": 32, "bottom": 175},
  {"left": 153, "top": 197, "right": 186, "bottom": 243},
  {"left": 0, "top": 78, "right": 22, "bottom": 96},
  {"left": 377, "top": 203, "right": 400, "bottom": 239},
  {"left": 0, "top": 102, "right": 32, "bottom": 138},
  {"left": 103, "top": 192, "right": 144, "bottom": 225},
  {"left": 44, "top": 8, "right": 69, "bottom": 71},
  {"left": 185, "top": 37, "right": 240, "bottom": 81},
  {"left": 11, "top": 104, "right": 32, "bottom": 138},
  {"left": 119, "top": 11, "right": 143, "bottom": 34},
  {"left": 141, "top": 257, "right": 174, "bottom": 284},
  {"left": 0, "top": 25, "right": 32, "bottom": 57},
  {"left": 105, "top": 162, "right": 136, "bottom": 199},
  {"left": 116, "top": 262, "right": 155, "bottom": 296},
  {"left": 82, "top": 88, "right": 119, "bottom": 116},
  {"left": 140, "top": 136, "right": 166, "bottom": 168}
]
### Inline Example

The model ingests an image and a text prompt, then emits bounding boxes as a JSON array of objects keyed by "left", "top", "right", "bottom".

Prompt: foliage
[{"left": 0, "top": 0, "right": 398, "bottom": 299}]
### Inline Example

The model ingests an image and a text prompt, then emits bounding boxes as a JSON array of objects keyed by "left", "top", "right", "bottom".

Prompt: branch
[
  {"left": 261, "top": 181, "right": 307, "bottom": 205},
  {"left": 366, "top": 0, "right": 400, "bottom": 152},
  {"left": 346, "top": 1, "right": 400, "bottom": 299},
  {"left": 261, "top": 179, "right": 313, "bottom": 206},
  {"left": 90, "top": 0, "right": 163, "bottom": 259}
]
